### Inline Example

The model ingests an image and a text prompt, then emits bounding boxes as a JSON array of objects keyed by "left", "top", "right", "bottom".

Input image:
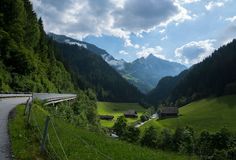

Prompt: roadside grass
[
  {"left": 8, "top": 105, "right": 46, "bottom": 160},
  {"left": 9, "top": 104, "right": 198, "bottom": 160},
  {"left": 141, "top": 95, "right": 236, "bottom": 134},
  {"left": 97, "top": 102, "right": 146, "bottom": 127}
]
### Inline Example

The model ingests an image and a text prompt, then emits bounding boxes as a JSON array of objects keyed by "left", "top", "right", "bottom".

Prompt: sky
[{"left": 30, "top": 0, "right": 236, "bottom": 66}]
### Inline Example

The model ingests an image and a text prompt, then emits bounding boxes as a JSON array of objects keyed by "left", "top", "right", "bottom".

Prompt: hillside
[
  {"left": 141, "top": 95, "right": 236, "bottom": 133},
  {"left": 53, "top": 41, "right": 143, "bottom": 102},
  {"left": 97, "top": 102, "right": 146, "bottom": 127},
  {"left": 9, "top": 104, "right": 197, "bottom": 160},
  {"left": 146, "top": 40, "right": 236, "bottom": 106},
  {"left": 0, "top": 0, "right": 74, "bottom": 92}
]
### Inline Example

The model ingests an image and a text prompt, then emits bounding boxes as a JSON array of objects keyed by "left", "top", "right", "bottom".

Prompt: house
[
  {"left": 158, "top": 107, "right": 178, "bottom": 118},
  {"left": 124, "top": 110, "right": 138, "bottom": 118},
  {"left": 99, "top": 115, "right": 114, "bottom": 120}
]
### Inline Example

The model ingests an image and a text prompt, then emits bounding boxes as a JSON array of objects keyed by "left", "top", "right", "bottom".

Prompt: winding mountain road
[{"left": 0, "top": 93, "right": 76, "bottom": 160}]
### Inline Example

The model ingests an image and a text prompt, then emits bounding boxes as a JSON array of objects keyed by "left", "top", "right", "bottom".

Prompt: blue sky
[{"left": 31, "top": 0, "right": 236, "bottom": 66}]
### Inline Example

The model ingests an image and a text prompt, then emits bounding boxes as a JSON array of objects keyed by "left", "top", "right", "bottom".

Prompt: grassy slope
[
  {"left": 9, "top": 105, "right": 197, "bottom": 160},
  {"left": 97, "top": 102, "right": 146, "bottom": 127},
  {"left": 141, "top": 95, "right": 236, "bottom": 133},
  {"left": 8, "top": 105, "right": 45, "bottom": 160}
]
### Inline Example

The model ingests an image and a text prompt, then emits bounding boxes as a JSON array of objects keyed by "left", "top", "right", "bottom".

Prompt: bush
[
  {"left": 113, "top": 116, "right": 127, "bottom": 137},
  {"left": 141, "top": 126, "right": 159, "bottom": 148},
  {"left": 160, "top": 128, "right": 173, "bottom": 150},
  {"left": 123, "top": 126, "right": 140, "bottom": 143}
]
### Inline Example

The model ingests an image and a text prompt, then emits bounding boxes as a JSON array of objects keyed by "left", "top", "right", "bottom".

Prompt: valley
[{"left": 1, "top": 0, "right": 236, "bottom": 160}]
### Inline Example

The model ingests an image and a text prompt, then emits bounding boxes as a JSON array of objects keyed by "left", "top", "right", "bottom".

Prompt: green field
[
  {"left": 97, "top": 102, "right": 146, "bottom": 127},
  {"left": 9, "top": 105, "right": 197, "bottom": 160},
  {"left": 141, "top": 95, "right": 236, "bottom": 133}
]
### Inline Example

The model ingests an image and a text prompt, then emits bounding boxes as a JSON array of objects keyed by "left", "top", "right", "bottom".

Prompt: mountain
[
  {"left": 52, "top": 39, "right": 143, "bottom": 102},
  {"left": 49, "top": 33, "right": 186, "bottom": 94},
  {"left": 120, "top": 54, "right": 186, "bottom": 93},
  {"left": 146, "top": 39, "right": 236, "bottom": 106},
  {"left": 0, "top": 0, "right": 74, "bottom": 93},
  {"left": 48, "top": 33, "right": 126, "bottom": 71}
]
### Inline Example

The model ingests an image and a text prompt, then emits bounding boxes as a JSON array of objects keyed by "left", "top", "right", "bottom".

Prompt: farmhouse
[
  {"left": 124, "top": 110, "right": 138, "bottom": 118},
  {"left": 99, "top": 115, "right": 114, "bottom": 120},
  {"left": 158, "top": 107, "right": 178, "bottom": 118}
]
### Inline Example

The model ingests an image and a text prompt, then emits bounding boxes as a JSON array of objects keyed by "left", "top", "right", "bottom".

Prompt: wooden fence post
[
  {"left": 41, "top": 116, "right": 50, "bottom": 153},
  {"left": 27, "top": 102, "right": 33, "bottom": 124},
  {"left": 24, "top": 97, "right": 31, "bottom": 115}
]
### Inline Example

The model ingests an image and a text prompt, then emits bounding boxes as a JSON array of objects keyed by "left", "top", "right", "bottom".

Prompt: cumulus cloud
[
  {"left": 30, "top": 0, "right": 192, "bottom": 45},
  {"left": 205, "top": 1, "right": 224, "bottom": 11},
  {"left": 112, "top": 0, "right": 179, "bottom": 32},
  {"left": 136, "top": 46, "right": 166, "bottom": 59},
  {"left": 175, "top": 40, "right": 216, "bottom": 65}
]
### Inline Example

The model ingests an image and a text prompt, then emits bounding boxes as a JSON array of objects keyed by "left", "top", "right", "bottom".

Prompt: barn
[
  {"left": 158, "top": 107, "right": 178, "bottom": 118},
  {"left": 99, "top": 115, "right": 114, "bottom": 120},
  {"left": 124, "top": 110, "right": 138, "bottom": 118}
]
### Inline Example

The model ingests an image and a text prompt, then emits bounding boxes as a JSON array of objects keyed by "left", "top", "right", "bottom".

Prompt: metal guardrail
[
  {"left": 44, "top": 96, "right": 77, "bottom": 106},
  {"left": 0, "top": 94, "right": 32, "bottom": 98},
  {"left": 0, "top": 93, "right": 77, "bottom": 105}
]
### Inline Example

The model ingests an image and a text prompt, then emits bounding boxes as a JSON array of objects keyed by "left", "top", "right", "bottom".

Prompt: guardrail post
[{"left": 41, "top": 116, "right": 50, "bottom": 153}]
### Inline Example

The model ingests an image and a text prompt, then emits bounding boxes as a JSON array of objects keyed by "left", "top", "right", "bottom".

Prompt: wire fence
[{"left": 25, "top": 98, "right": 113, "bottom": 160}]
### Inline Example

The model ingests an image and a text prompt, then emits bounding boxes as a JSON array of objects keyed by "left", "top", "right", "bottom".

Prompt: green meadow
[
  {"left": 141, "top": 95, "right": 236, "bottom": 133},
  {"left": 97, "top": 102, "right": 146, "bottom": 127}
]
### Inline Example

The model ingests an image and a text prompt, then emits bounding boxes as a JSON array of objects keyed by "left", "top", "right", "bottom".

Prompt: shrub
[{"left": 141, "top": 126, "right": 159, "bottom": 148}]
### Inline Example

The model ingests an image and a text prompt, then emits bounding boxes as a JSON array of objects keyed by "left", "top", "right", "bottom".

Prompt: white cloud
[
  {"left": 175, "top": 40, "right": 216, "bottom": 65},
  {"left": 159, "top": 29, "right": 166, "bottom": 34},
  {"left": 225, "top": 16, "right": 236, "bottom": 23},
  {"left": 205, "top": 1, "right": 224, "bottom": 11},
  {"left": 136, "top": 46, "right": 166, "bottom": 59},
  {"left": 119, "top": 50, "right": 129, "bottom": 55}
]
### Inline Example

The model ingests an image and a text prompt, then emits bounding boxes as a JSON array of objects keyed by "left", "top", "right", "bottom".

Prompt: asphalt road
[
  {"left": 0, "top": 97, "right": 28, "bottom": 160},
  {"left": 0, "top": 93, "right": 76, "bottom": 160}
]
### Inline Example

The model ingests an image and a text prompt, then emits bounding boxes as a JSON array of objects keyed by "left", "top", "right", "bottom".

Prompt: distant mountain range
[{"left": 49, "top": 33, "right": 186, "bottom": 93}]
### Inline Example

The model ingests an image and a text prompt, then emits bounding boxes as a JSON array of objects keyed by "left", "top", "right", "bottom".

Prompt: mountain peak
[{"left": 146, "top": 53, "right": 156, "bottom": 59}]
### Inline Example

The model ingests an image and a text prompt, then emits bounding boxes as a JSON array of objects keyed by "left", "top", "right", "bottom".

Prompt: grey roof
[
  {"left": 124, "top": 110, "right": 137, "bottom": 115},
  {"left": 159, "top": 107, "right": 178, "bottom": 114}
]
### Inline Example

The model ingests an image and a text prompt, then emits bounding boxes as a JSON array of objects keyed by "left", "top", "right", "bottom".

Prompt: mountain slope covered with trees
[
  {"left": 146, "top": 40, "right": 236, "bottom": 106},
  {"left": 54, "top": 41, "right": 143, "bottom": 102},
  {"left": 0, "top": 0, "right": 74, "bottom": 92}
]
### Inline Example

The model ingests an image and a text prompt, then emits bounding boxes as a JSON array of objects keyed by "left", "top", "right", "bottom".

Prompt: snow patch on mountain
[
  {"left": 64, "top": 39, "right": 87, "bottom": 48},
  {"left": 101, "top": 54, "right": 126, "bottom": 71}
]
